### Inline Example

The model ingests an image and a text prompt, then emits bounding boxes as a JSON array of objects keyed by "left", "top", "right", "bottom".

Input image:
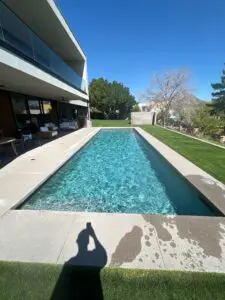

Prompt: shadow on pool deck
[{"left": 50, "top": 222, "right": 107, "bottom": 300}]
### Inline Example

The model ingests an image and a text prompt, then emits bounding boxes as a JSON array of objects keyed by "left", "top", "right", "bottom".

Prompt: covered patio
[
  {"left": 0, "top": 90, "right": 89, "bottom": 168},
  {"left": 0, "top": 129, "right": 75, "bottom": 168}
]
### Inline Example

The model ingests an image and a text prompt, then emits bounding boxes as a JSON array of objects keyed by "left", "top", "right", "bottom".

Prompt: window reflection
[
  {"left": 42, "top": 101, "right": 52, "bottom": 114},
  {"left": 28, "top": 100, "right": 41, "bottom": 115},
  {"left": 11, "top": 93, "right": 30, "bottom": 128},
  {"left": 0, "top": 1, "right": 33, "bottom": 58}
]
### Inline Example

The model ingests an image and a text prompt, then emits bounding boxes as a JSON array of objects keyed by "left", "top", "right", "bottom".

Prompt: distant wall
[{"left": 131, "top": 112, "right": 155, "bottom": 125}]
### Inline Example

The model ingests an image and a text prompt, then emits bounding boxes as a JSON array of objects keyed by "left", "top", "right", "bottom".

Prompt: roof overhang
[
  {"left": 69, "top": 100, "right": 88, "bottom": 107},
  {"left": 3, "top": 0, "right": 86, "bottom": 64},
  {"left": 0, "top": 48, "right": 88, "bottom": 101}
]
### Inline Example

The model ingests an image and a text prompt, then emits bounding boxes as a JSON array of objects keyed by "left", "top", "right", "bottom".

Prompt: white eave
[{"left": 70, "top": 100, "right": 88, "bottom": 107}]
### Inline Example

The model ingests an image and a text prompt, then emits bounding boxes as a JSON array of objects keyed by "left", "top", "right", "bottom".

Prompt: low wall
[{"left": 131, "top": 112, "right": 154, "bottom": 125}]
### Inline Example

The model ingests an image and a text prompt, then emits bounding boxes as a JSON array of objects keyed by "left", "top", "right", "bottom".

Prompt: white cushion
[{"left": 40, "top": 127, "right": 48, "bottom": 132}]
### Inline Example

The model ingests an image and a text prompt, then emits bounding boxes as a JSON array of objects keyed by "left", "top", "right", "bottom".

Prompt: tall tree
[
  {"left": 89, "top": 78, "right": 109, "bottom": 115},
  {"left": 211, "top": 65, "right": 225, "bottom": 114},
  {"left": 89, "top": 78, "right": 136, "bottom": 119}
]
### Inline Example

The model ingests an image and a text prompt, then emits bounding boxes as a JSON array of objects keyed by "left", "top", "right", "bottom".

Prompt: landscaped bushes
[
  {"left": 90, "top": 111, "right": 105, "bottom": 120},
  {"left": 157, "top": 104, "right": 225, "bottom": 144}
]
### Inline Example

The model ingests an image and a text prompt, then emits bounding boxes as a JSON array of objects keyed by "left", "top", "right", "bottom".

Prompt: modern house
[{"left": 0, "top": 0, "right": 90, "bottom": 137}]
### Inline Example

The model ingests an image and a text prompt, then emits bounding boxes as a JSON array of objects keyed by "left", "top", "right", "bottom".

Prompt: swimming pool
[{"left": 20, "top": 129, "right": 216, "bottom": 216}]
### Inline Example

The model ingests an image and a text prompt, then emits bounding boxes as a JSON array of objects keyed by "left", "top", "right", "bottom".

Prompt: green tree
[
  {"left": 89, "top": 78, "right": 109, "bottom": 115},
  {"left": 89, "top": 78, "right": 136, "bottom": 119},
  {"left": 211, "top": 65, "right": 225, "bottom": 114},
  {"left": 191, "top": 103, "right": 223, "bottom": 136}
]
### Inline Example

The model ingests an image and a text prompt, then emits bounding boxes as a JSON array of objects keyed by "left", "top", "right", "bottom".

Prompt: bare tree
[
  {"left": 143, "top": 69, "right": 190, "bottom": 126},
  {"left": 171, "top": 92, "right": 199, "bottom": 126}
]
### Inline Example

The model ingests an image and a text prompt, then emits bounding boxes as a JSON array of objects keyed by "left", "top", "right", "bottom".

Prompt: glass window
[
  {"left": 0, "top": 2, "right": 86, "bottom": 93},
  {"left": 0, "top": 2, "right": 33, "bottom": 59},
  {"left": 0, "top": 4, "right": 3, "bottom": 41},
  {"left": 42, "top": 101, "right": 52, "bottom": 114},
  {"left": 0, "top": 25, "right": 3, "bottom": 40},
  {"left": 50, "top": 51, "right": 83, "bottom": 90},
  {"left": 11, "top": 93, "right": 28, "bottom": 115},
  {"left": 28, "top": 100, "right": 41, "bottom": 115},
  {"left": 50, "top": 51, "right": 68, "bottom": 77},
  {"left": 32, "top": 35, "right": 51, "bottom": 69},
  {"left": 11, "top": 93, "right": 29, "bottom": 128}
]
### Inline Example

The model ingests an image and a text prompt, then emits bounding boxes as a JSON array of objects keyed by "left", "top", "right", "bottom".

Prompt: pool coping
[
  {"left": 0, "top": 209, "right": 224, "bottom": 272},
  {"left": 0, "top": 126, "right": 225, "bottom": 273}
]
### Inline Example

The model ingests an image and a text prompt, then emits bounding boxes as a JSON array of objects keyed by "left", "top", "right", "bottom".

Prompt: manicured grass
[
  {"left": 92, "top": 119, "right": 130, "bottom": 127},
  {"left": 0, "top": 261, "right": 225, "bottom": 300},
  {"left": 141, "top": 125, "right": 225, "bottom": 183}
]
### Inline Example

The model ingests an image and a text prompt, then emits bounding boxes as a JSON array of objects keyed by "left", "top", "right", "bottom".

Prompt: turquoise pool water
[{"left": 21, "top": 129, "right": 215, "bottom": 215}]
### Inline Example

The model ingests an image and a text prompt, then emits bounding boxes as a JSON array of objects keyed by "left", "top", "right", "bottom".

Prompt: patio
[{"left": 0, "top": 129, "right": 75, "bottom": 169}]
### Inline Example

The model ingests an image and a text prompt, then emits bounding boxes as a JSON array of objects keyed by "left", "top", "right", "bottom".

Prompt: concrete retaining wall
[{"left": 131, "top": 112, "right": 154, "bottom": 125}]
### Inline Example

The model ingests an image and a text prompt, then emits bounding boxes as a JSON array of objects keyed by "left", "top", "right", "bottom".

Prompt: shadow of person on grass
[{"left": 51, "top": 222, "right": 107, "bottom": 300}]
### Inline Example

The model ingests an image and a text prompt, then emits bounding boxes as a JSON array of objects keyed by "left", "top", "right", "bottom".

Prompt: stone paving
[
  {"left": 0, "top": 127, "right": 224, "bottom": 272},
  {"left": 0, "top": 210, "right": 224, "bottom": 272}
]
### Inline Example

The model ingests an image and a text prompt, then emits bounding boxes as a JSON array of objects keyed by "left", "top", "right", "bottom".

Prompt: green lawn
[
  {"left": 92, "top": 119, "right": 130, "bottom": 127},
  {"left": 1, "top": 261, "right": 225, "bottom": 300},
  {"left": 141, "top": 125, "right": 225, "bottom": 183}
]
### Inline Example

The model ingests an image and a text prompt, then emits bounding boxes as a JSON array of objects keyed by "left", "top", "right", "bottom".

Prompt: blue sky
[{"left": 56, "top": 0, "right": 225, "bottom": 101}]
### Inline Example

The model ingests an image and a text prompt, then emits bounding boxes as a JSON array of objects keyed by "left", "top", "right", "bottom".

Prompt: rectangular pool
[{"left": 20, "top": 129, "right": 216, "bottom": 216}]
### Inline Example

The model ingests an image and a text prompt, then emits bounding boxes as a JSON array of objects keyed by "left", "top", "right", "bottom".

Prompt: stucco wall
[{"left": 131, "top": 112, "right": 154, "bottom": 125}]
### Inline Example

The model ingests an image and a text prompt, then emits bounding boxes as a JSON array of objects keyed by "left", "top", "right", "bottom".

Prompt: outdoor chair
[{"left": 38, "top": 126, "right": 58, "bottom": 138}]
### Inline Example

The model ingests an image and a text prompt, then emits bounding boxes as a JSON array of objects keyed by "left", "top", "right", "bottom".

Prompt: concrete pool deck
[
  {"left": 0, "top": 127, "right": 225, "bottom": 273},
  {"left": 0, "top": 210, "right": 225, "bottom": 272}
]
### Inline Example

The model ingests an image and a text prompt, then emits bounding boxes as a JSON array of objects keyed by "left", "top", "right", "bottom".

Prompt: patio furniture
[
  {"left": 44, "top": 123, "right": 58, "bottom": 131},
  {"left": 22, "top": 133, "right": 32, "bottom": 142},
  {"left": 0, "top": 137, "right": 18, "bottom": 156},
  {"left": 60, "top": 120, "right": 78, "bottom": 130},
  {"left": 38, "top": 126, "right": 58, "bottom": 138}
]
